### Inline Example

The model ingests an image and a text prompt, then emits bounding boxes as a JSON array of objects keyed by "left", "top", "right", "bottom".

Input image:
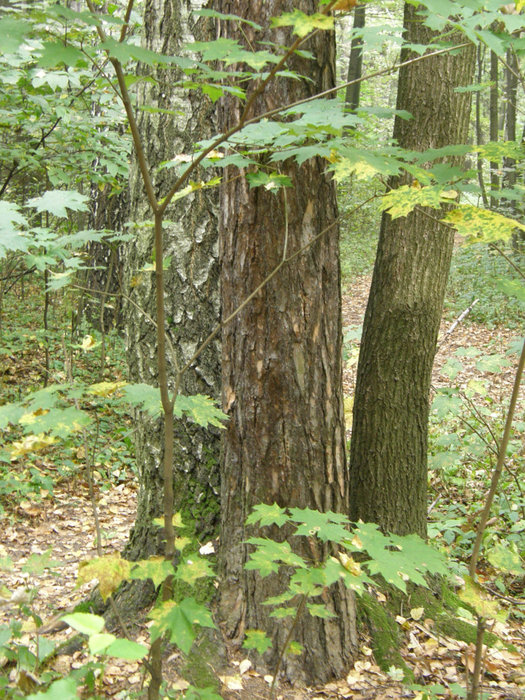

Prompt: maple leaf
[
  {"left": 77, "top": 554, "right": 131, "bottom": 601},
  {"left": 27, "top": 190, "right": 89, "bottom": 218}
]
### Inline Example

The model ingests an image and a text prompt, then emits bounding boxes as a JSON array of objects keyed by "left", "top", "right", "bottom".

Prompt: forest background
[{"left": 0, "top": 0, "right": 524, "bottom": 699}]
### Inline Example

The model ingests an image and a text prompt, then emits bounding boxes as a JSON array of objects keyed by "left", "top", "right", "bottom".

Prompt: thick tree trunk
[
  {"left": 349, "top": 3, "right": 475, "bottom": 537},
  {"left": 217, "top": 0, "right": 356, "bottom": 685},
  {"left": 124, "top": 0, "right": 220, "bottom": 560}
]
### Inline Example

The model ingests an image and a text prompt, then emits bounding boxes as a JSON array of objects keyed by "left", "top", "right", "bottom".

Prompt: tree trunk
[
  {"left": 489, "top": 48, "right": 499, "bottom": 208},
  {"left": 345, "top": 4, "right": 365, "bottom": 114},
  {"left": 124, "top": 0, "right": 220, "bottom": 560},
  {"left": 80, "top": 183, "right": 128, "bottom": 333},
  {"left": 349, "top": 3, "right": 475, "bottom": 537},
  {"left": 217, "top": 0, "right": 356, "bottom": 685}
]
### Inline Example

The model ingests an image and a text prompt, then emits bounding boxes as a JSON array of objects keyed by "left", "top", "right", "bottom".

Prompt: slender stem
[
  {"left": 467, "top": 617, "right": 485, "bottom": 700},
  {"left": 489, "top": 242, "right": 525, "bottom": 281},
  {"left": 269, "top": 595, "right": 307, "bottom": 699},
  {"left": 469, "top": 337, "right": 525, "bottom": 577},
  {"left": 119, "top": 0, "right": 135, "bottom": 43},
  {"left": 85, "top": 0, "right": 158, "bottom": 212}
]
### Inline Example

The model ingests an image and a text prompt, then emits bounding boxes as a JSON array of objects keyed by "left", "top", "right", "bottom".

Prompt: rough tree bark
[
  {"left": 349, "top": 3, "right": 476, "bottom": 537},
  {"left": 124, "top": 0, "right": 220, "bottom": 561},
  {"left": 217, "top": 0, "right": 356, "bottom": 685}
]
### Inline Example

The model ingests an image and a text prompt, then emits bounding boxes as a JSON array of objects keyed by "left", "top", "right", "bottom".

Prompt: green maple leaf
[
  {"left": 243, "top": 629, "right": 272, "bottom": 654},
  {"left": 105, "top": 638, "right": 149, "bottom": 661},
  {"left": 27, "top": 190, "right": 89, "bottom": 218},
  {"left": 174, "top": 394, "right": 228, "bottom": 428},
  {"left": 122, "top": 383, "right": 162, "bottom": 417},
  {"left": 246, "top": 503, "right": 289, "bottom": 527},
  {"left": 175, "top": 556, "right": 215, "bottom": 585},
  {"left": 348, "top": 524, "right": 448, "bottom": 592},
  {"left": 306, "top": 603, "right": 335, "bottom": 619},
  {"left": 288, "top": 507, "right": 350, "bottom": 543},
  {"left": 26, "top": 677, "right": 78, "bottom": 699},
  {"left": 0, "top": 202, "right": 29, "bottom": 256},
  {"left": 21, "top": 406, "right": 91, "bottom": 437},
  {"left": 129, "top": 557, "right": 175, "bottom": 587},
  {"left": 272, "top": 10, "right": 334, "bottom": 37},
  {"left": 149, "top": 598, "right": 216, "bottom": 654},
  {"left": 22, "top": 549, "right": 60, "bottom": 575},
  {"left": 0, "top": 17, "right": 31, "bottom": 53},
  {"left": 245, "top": 537, "right": 307, "bottom": 574},
  {"left": 381, "top": 184, "right": 455, "bottom": 219},
  {"left": 459, "top": 576, "right": 505, "bottom": 620},
  {"left": 194, "top": 9, "right": 262, "bottom": 30},
  {"left": 496, "top": 279, "right": 525, "bottom": 303},
  {"left": 37, "top": 41, "right": 85, "bottom": 68},
  {"left": 487, "top": 543, "right": 525, "bottom": 576},
  {"left": 263, "top": 591, "right": 295, "bottom": 606},
  {"left": 62, "top": 612, "right": 105, "bottom": 636}
]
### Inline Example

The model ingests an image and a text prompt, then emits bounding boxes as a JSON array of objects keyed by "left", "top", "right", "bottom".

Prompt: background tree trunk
[
  {"left": 489, "top": 48, "right": 500, "bottom": 208},
  {"left": 345, "top": 4, "right": 365, "bottom": 114},
  {"left": 217, "top": 0, "right": 356, "bottom": 685},
  {"left": 124, "top": 0, "right": 220, "bottom": 561},
  {"left": 349, "top": 3, "right": 476, "bottom": 537}
]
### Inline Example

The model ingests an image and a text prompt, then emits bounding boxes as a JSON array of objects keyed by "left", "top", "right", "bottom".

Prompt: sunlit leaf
[
  {"left": 271, "top": 10, "right": 334, "bottom": 37},
  {"left": 443, "top": 205, "right": 525, "bottom": 243},
  {"left": 62, "top": 612, "right": 105, "bottom": 636},
  {"left": 27, "top": 190, "right": 89, "bottom": 218}
]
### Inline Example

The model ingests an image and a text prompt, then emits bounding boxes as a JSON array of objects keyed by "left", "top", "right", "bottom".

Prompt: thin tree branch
[
  {"left": 159, "top": 41, "right": 471, "bottom": 217},
  {"left": 469, "top": 337, "right": 525, "bottom": 577}
]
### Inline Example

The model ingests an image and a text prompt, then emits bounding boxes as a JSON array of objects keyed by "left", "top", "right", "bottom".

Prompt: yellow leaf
[
  {"left": 410, "top": 607, "right": 424, "bottom": 621},
  {"left": 77, "top": 554, "right": 131, "bottom": 601},
  {"left": 10, "top": 433, "right": 57, "bottom": 458},
  {"left": 443, "top": 205, "right": 525, "bottom": 243},
  {"left": 339, "top": 552, "right": 362, "bottom": 576},
  {"left": 81, "top": 335, "right": 96, "bottom": 351},
  {"left": 87, "top": 381, "right": 127, "bottom": 397}
]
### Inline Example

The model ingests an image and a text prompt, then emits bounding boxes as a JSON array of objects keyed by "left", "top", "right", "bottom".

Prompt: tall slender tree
[
  {"left": 125, "top": 0, "right": 221, "bottom": 563},
  {"left": 349, "top": 3, "right": 476, "bottom": 537},
  {"left": 216, "top": 0, "right": 356, "bottom": 685},
  {"left": 345, "top": 3, "right": 365, "bottom": 114}
]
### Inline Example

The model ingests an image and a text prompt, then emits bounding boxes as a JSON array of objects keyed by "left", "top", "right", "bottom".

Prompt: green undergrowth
[{"left": 446, "top": 242, "right": 525, "bottom": 327}]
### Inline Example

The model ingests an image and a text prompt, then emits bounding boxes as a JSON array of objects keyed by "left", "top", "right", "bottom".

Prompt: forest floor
[{"left": 0, "top": 275, "right": 524, "bottom": 699}]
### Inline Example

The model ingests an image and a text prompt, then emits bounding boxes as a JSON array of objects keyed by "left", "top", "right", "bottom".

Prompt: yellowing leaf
[
  {"left": 87, "top": 381, "right": 127, "bottom": 397},
  {"left": 339, "top": 552, "right": 362, "bottom": 576},
  {"left": 443, "top": 205, "right": 525, "bottom": 243},
  {"left": 81, "top": 335, "right": 96, "bottom": 351},
  {"left": 271, "top": 10, "right": 334, "bottom": 38},
  {"left": 77, "top": 554, "right": 131, "bottom": 601},
  {"left": 152, "top": 512, "right": 184, "bottom": 529},
  {"left": 459, "top": 576, "right": 505, "bottom": 620},
  {"left": 129, "top": 557, "right": 175, "bottom": 587},
  {"left": 410, "top": 607, "right": 424, "bottom": 621},
  {"left": 10, "top": 433, "right": 57, "bottom": 458}
]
